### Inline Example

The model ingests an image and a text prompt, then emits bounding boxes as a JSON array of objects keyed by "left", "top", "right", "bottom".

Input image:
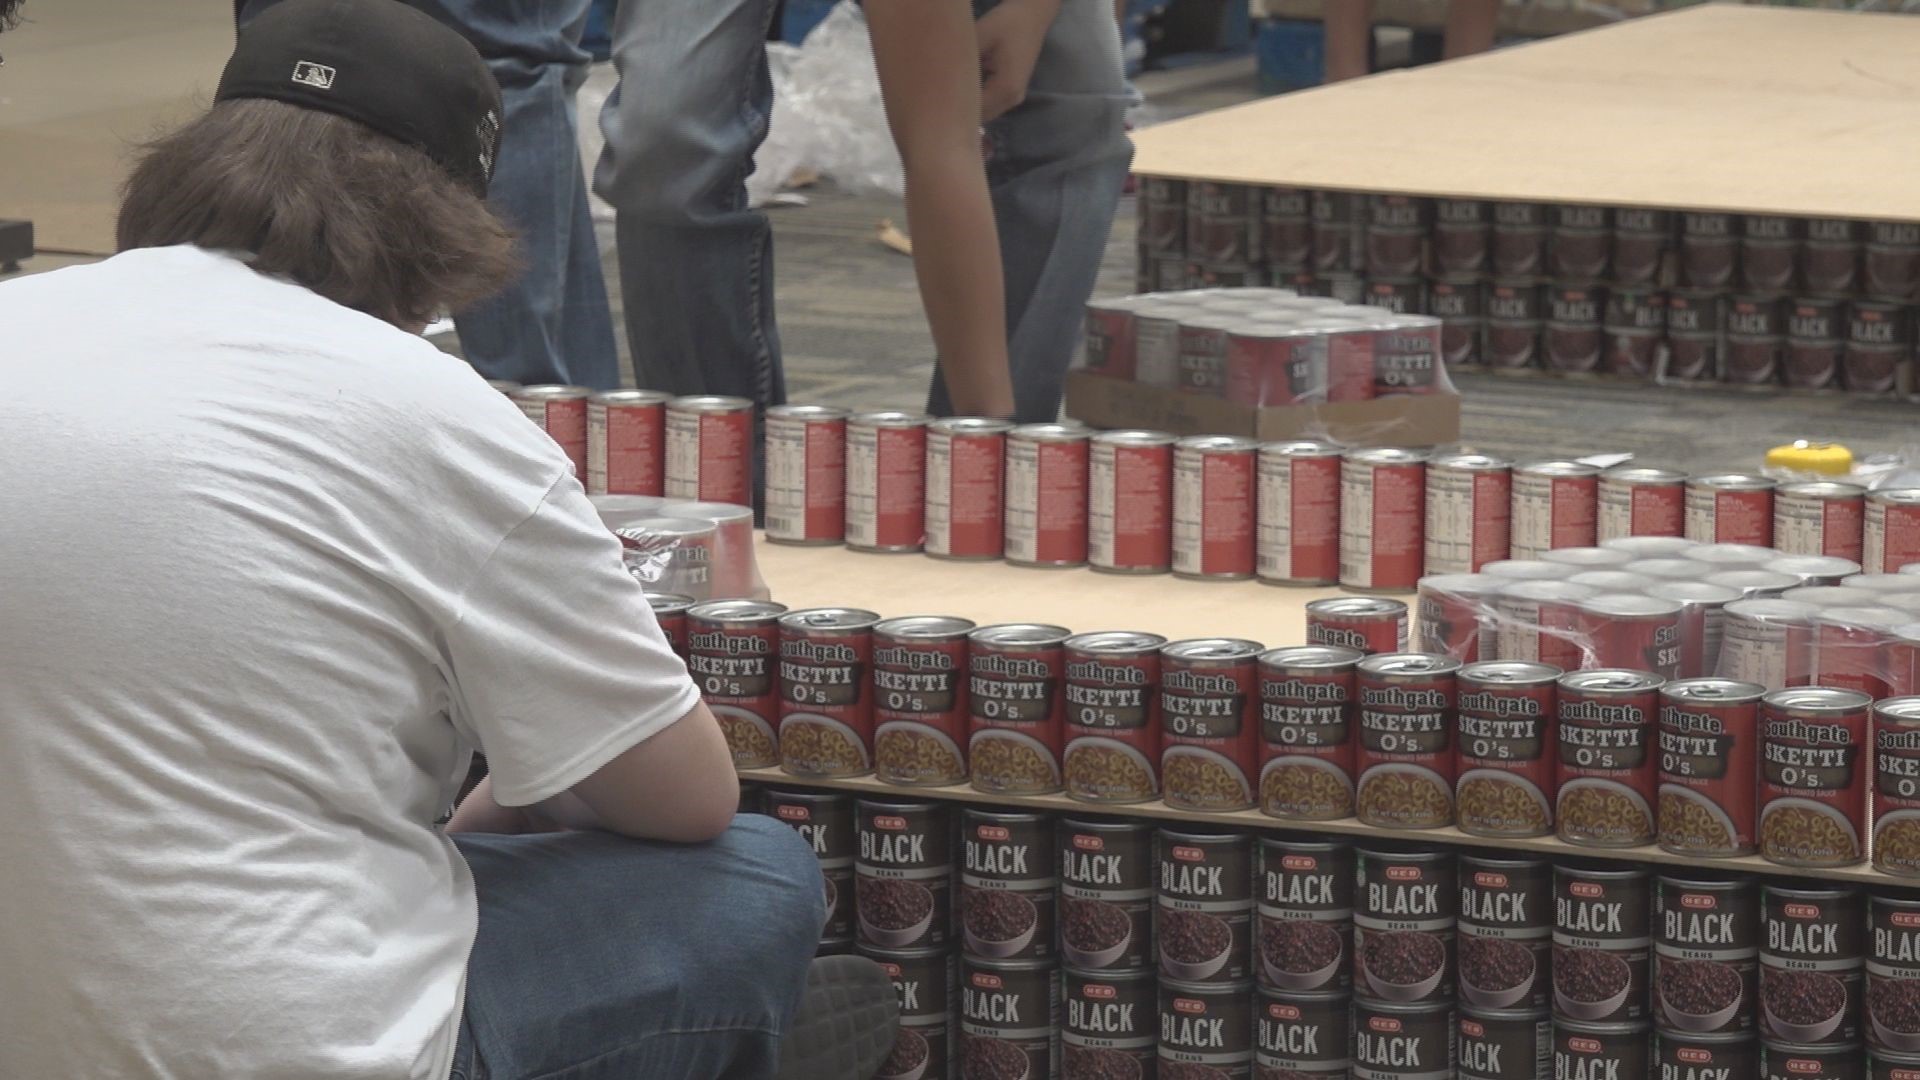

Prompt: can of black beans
[
  {"left": 1354, "top": 844, "right": 1456, "bottom": 1006},
  {"left": 1653, "top": 1028, "right": 1758, "bottom": 1080},
  {"left": 1870, "top": 894, "right": 1920, "bottom": 1055},
  {"left": 1554, "top": 1018, "right": 1650, "bottom": 1080},
  {"left": 962, "top": 809, "right": 1055, "bottom": 962},
  {"left": 1256, "top": 988, "right": 1351, "bottom": 1078},
  {"left": 1763, "top": 884, "right": 1863, "bottom": 1047},
  {"left": 861, "top": 945, "right": 956, "bottom": 1080},
  {"left": 1874, "top": 1047, "right": 1920, "bottom": 1080},
  {"left": 1353, "top": 997, "right": 1455, "bottom": 1080},
  {"left": 1060, "top": 818, "right": 1155, "bottom": 973},
  {"left": 1256, "top": 837, "right": 1353, "bottom": 994},
  {"left": 961, "top": 955, "right": 1059, "bottom": 1080},
  {"left": 1653, "top": 872, "right": 1758, "bottom": 1035},
  {"left": 1062, "top": 967, "right": 1156, "bottom": 1079},
  {"left": 767, "top": 788, "right": 856, "bottom": 943},
  {"left": 1762, "top": 1040, "right": 1864, "bottom": 1080},
  {"left": 1553, "top": 862, "right": 1651, "bottom": 1024},
  {"left": 856, "top": 799, "right": 953, "bottom": 951},
  {"left": 1458, "top": 853, "right": 1552, "bottom": 1013},
  {"left": 1159, "top": 978, "right": 1254, "bottom": 1078},
  {"left": 1458, "top": 1006, "right": 1551, "bottom": 1080},
  {"left": 1157, "top": 828, "right": 1252, "bottom": 986}
]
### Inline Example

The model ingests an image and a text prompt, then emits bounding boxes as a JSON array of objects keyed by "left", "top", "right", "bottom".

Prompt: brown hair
[{"left": 117, "top": 98, "right": 519, "bottom": 329}]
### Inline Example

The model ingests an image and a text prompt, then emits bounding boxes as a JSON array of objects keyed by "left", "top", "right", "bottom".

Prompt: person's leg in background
[
  {"left": 929, "top": 0, "right": 1132, "bottom": 424},
  {"left": 1321, "top": 0, "right": 1375, "bottom": 82}
]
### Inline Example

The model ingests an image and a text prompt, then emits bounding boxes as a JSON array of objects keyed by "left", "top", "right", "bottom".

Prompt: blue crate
[{"left": 1256, "top": 18, "right": 1325, "bottom": 94}]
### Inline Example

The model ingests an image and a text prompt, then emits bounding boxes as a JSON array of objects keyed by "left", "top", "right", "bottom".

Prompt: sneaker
[{"left": 774, "top": 955, "right": 899, "bottom": 1080}]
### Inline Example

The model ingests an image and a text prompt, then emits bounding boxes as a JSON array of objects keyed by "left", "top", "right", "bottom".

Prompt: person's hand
[{"left": 977, "top": 0, "right": 1061, "bottom": 123}]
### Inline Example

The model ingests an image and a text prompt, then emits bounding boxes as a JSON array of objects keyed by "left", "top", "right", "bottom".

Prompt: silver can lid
[
  {"left": 931, "top": 417, "right": 1016, "bottom": 436},
  {"left": 850, "top": 410, "right": 933, "bottom": 429},
  {"left": 1092, "top": 428, "right": 1178, "bottom": 448},
  {"left": 874, "top": 614, "right": 976, "bottom": 639},
  {"left": 970, "top": 623, "right": 1072, "bottom": 648},
  {"left": 1162, "top": 637, "right": 1264, "bottom": 662},
  {"left": 1259, "top": 644, "right": 1364, "bottom": 671},
  {"left": 592, "top": 388, "right": 671, "bottom": 405},
  {"left": 667, "top": 394, "right": 754, "bottom": 412},
  {"left": 688, "top": 599, "right": 789, "bottom": 622},
  {"left": 1066, "top": 630, "right": 1170, "bottom": 654},
  {"left": 767, "top": 403, "right": 850, "bottom": 421},
  {"left": 779, "top": 607, "right": 882, "bottom": 632}
]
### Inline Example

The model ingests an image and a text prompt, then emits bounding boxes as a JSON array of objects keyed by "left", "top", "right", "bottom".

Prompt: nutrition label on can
[{"left": 765, "top": 415, "right": 842, "bottom": 543}]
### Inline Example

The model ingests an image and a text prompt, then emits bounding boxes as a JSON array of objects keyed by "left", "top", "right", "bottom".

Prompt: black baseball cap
[{"left": 215, "top": 0, "right": 501, "bottom": 196}]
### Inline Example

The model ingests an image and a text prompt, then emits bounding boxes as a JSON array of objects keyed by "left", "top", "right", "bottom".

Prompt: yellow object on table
[{"left": 1766, "top": 441, "right": 1853, "bottom": 477}]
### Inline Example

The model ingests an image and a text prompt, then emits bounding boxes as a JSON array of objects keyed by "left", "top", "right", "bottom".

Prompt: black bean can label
[
  {"left": 1157, "top": 830, "right": 1253, "bottom": 985},
  {"left": 1554, "top": 864, "right": 1651, "bottom": 1024},
  {"left": 1353, "top": 998, "right": 1455, "bottom": 1080},
  {"left": 963, "top": 810, "right": 1056, "bottom": 962},
  {"left": 856, "top": 800, "right": 953, "bottom": 951},
  {"left": 1458, "top": 1008, "right": 1551, "bottom": 1080},
  {"left": 862, "top": 945, "right": 955, "bottom": 1080},
  {"left": 1459, "top": 856, "right": 1552, "bottom": 1013},
  {"left": 1257, "top": 839, "right": 1353, "bottom": 994},
  {"left": 1257, "top": 989, "right": 1351, "bottom": 1077},
  {"left": 1654, "top": 1029, "right": 1757, "bottom": 1080},
  {"left": 962, "top": 957, "right": 1060, "bottom": 1080},
  {"left": 1554, "top": 1019, "right": 1651, "bottom": 1080},
  {"left": 1762, "top": 1040, "right": 1864, "bottom": 1080},
  {"left": 1765, "top": 886, "right": 1863, "bottom": 1046},
  {"left": 769, "top": 789, "right": 856, "bottom": 941},
  {"left": 1654, "top": 875, "right": 1758, "bottom": 1035},
  {"left": 1355, "top": 846, "right": 1456, "bottom": 1006},
  {"left": 1063, "top": 968, "right": 1156, "bottom": 1079},
  {"left": 1159, "top": 979, "right": 1254, "bottom": 1078},
  {"left": 1869, "top": 896, "right": 1920, "bottom": 1054},
  {"left": 1061, "top": 818, "right": 1155, "bottom": 972},
  {"left": 1874, "top": 1047, "right": 1920, "bottom": 1080}
]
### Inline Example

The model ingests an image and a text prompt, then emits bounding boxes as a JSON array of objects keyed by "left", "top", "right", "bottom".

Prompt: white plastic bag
[{"left": 749, "top": 3, "right": 904, "bottom": 206}]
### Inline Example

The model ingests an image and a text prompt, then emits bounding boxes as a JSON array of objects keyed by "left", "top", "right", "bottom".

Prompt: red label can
[
  {"left": 1305, "top": 596, "right": 1409, "bottom": 655},
  {"left": 1759, "top": 686, "right": 1872, "bottom": 868},
  {"left": 1580, "top": 594, "right": 1686, "bottom": 679},
  {"left": 687, "top": 599, "right": 788, "bottom": 770},
  {"left": 587, "top": 389, "right": 668, "bottom": 496},
  {"left": 1556, "top": 669, "right": 1664, "bottom": 848},
  {"left": 1687, "top": 473, "right": 1777, "bottom": 548},
  {"left": 1317, "top": 318, "right": 1378, "bottom": 402},
  {"left": 1494, "top": 580, "right": 1595, "bottom": 671},
  {"left": 1257, "top": 645, "right": 1361, "bottom": 820},
  {"left": 1597, "top": 465, "right": 1687, "bottom": 542},
  {"left": 1160, "top": 637, "right": 1264, "bottom": 812},
  {"left": 1873, "top": 697, "right": 1920, "bottom": 876},
  {"left": 1340, "top": 447, "right": 1430, "bottom": 592},
  {"left": 778, "top": 608, "right": 880, "bottom": 778},
  {"left": 1084, "top": 299, "right": 1140, "bottom": 379},
  {"left": 1256, "top": 440, "right": 1343, "bottom": 585},
  {"left": 1808, "top": 607, "right": 1899, "bottom": 701},
  {"left": 870, "top": 615, "right": 974, "bottom": 786},
  {"left": 1865, "top": 489, "right": 1920, "bottom": 574},
  {"left": 513, "top": 384, "right": 592, "bottom": 481},
  {"left": 665, "top": 395, "right": 754, "bottom": 507},
  {"left": 1657, "top": 677, "right": 1764, "bottom": 858},
  {"left": 1455, "top": 660, "right": 1560, "bottom": 838},
  {"left": 1424, "top": 451, "right": 1513, "bottom": 575},
  {"left": 1510, "top": 460, "right": 1600, "bottom": 559},
  {"left": 1643, "top": 582, "right": 1743, "bottom": 680},
  {"left": 926, "top": 418, "right": 1012, "bottom": 560},
  {"left": 1005, "top": 424, "right": 1091, "bottom": 568},
  {"left": 1062, "top": 631, "right": 1167, "bottom": 804},
  {"left": 1416, "top": 573, "right": 1502, "bottom": 662},
  {"left": 1173, "top": 435, "right": 1257, "bottom": 579},
  {"left": 1354, "top": 653, "right": 1461, "bottom": 829},
  {"left": 1774, "top": 481, "right": 1866, "bottom": 561},
  {"left": 764, "top": 404, "right": 847, "bottom": 545},
  {"left": 846, "top": 411, "right": 929, "bottom": 553},
  {"left": 967, "top": 623, "right": 1070, "bottom": 795},
  {"left": 644, "top": 591, "right": 694, "bottom": 660},
  {"left": 1225, "top": 322, "right": 1329, "bottom": 406},
  {"left": 1089, "top": 430, "right": 1175, "bottom": 574}
]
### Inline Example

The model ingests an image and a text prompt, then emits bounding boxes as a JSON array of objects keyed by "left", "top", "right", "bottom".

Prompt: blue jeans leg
[
  {"left": 448, "top": 816, "right": 826, "bottom": 1080},
  {"left": 929, "top": 0, "right": 1134, "bottom": 423}
]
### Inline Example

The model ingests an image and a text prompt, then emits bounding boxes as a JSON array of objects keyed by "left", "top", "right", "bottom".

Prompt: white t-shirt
[{"left": 0, "top": 246, "right": 701, "bottom": 1079}]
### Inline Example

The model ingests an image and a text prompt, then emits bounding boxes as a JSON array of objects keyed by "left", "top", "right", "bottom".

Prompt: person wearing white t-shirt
[{"left": 0, "top": 1, "right": 896, "bottom": 1077}]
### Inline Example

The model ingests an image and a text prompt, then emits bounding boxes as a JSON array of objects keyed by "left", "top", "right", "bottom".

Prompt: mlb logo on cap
[{"left": 291, "top": 61, "right": 335, "bottom": 89}]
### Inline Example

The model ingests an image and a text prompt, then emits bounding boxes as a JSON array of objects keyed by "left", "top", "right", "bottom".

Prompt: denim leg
[
  {"left": 451, "top": 816, "right": 825, "bottom": 1080},
  {"left": 593, "top": 0, "right": 784, "bottom": 408},
  {"left": 929, "top": 0, "right": 1134, "bottom": 423}
]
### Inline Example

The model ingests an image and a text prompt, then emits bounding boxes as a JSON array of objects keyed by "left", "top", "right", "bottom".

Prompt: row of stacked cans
[
  {"left": 749, "top": 787, "right": 1920, "bottom": 1080},
  {"left": 1135, "top": 178, "right": 1920, "bottom": 392},
  {"left": 489, "top": 382, "right": 759, "bottom": 504}
]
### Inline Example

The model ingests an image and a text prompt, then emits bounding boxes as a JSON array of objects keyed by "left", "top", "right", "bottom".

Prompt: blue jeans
[{"left": 448, "top": 816, "right": 825, "bottom": 1080}]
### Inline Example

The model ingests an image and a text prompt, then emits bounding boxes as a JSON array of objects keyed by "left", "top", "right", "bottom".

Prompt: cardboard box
[{"left": 1065, "top": 370, "right": 1462, "bottom": 445}]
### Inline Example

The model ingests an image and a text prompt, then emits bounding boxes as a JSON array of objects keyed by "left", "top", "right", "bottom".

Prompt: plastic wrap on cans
[
  {"left": 644, "top": 591, "right": 694, "bottom": 659},
  {"left": 1541, "top": 546, "right": 1634, "bottom": 571},
  {"left": 1598, "top": 465, "right": 1687, "bottom": 542},
  {"left": 1874, "top": 697, "right": 1920, "bottom": 876},
  {"left": 1416, "top": 573, "right": 1502, "bottom": 661},
  {"left": 1341, "top": 447, "right": 1430, "bottom": 593},
  {"left": 763, "top": 404, "right": 847, "bottom": 545},
  {"left": 1083, "top": 295, "right": 1143, "bottom": 379},
  {"left": 1556, "top": 669, "right": 1664, "bottom": 848},
  {"left": 967, "top": 623, "right": 1070, "bottom": 795},
  {"left": 1690, "top": 543, "right": 1784, "bottom": 572},
  {"left": 1865, "top": 489, "right": 1920, "bottom": 574},
  {"left": 616, "top": 514, "right": 717, "bottom": 600},
  {"left": 1133, "top": 301, "right": 1187, "bottom": 389},
  {"left": 1354, "top": 653, "right": 1461, "bottom": 829},
  {"left": 1176, "top": 310, "right": 1236, "bottom": 396},
  {"left": 1061, "top": 631, "right": 1166, "bottom": 804},
  {"left": 1808, "top": 606, "right": 1904, "bottom": 701},
  {"left": 670, "top": 501, "right": 763, "bottom": 599},
  {"left": 1717, "top": 599, "right": 1817, "bottom": 691},
  {"left": 512, "top": 384, "right": 592, "bottom": 481},
  {"left": 1455, "top": 660, "right": 1560, "bottom": 839},
  {"left": 1256, "top": 440, "right": 1342, "bottom": 586},
  {"left": 1372, "top": 313, "right": 1445, "bottom": 396},
  {"left": 1257, "top": 645, "right": 1361, "bottom": 821},
  {"left": 1003, "top": 423, "right": 1090, "bottom": 568},
  {"left": 777, "top": 607, "right": 879, "bottom": 778},
  {"left": 664, "top": 395, "right": 753, "bottom": 507},
  {"left": 1765, "top": 555, "right": 1863, "bottom": 587},
  {"left": 844, "top": 411, "right": 928, "bottom": 553},
  {"left": 1566, "top": 570, "right": 1654, "bottom": 595},
  {"left": 688, "top": 599, "right": 787, "bottom": 769},
  {"left": 1657, "top": 678, "right": 1766, "bottom": 858},
  {"left": 871, "top": 615, "right": 973, "bottom": 787},
  {"left": 1625, "top": 557, "right": 1703, "bottom": 582},
  {"left": 1425, "top": 451, "right": 1513, "bottom": 576},
  {"left": 587, "top": 389, "right": 668, "bottom": 496},
  {"left": 1305, "top": 596, "right": 1408, "bottom": 656},
  {"left": 1602, "top": 535, "right": 1698, "bottom": 558},
  {"left": 1159, "top": 638, "right": 1263, "bottom": 812},
  {"left": 1643, "top": 582, "right": 1742, "bottom": 679},
  {"left": 1173, "top": 435, "right": 1257, "bottom": 580},
  {"left": 1704, "top": 569, "right": 1800, "bottom": 602},
  {"left": 1687, "top": 473, "right": 1778, "bottom": 548},
  {"left": 1511, "top": 460, "right": 1600, "bottom": 560},
  {"left": 1493, "top": 580, "right": 1593, "bottom": 670},
  {"left": 1480, "top": 558, "right": 1576, "bottom": 582},
  {"left": 1225, "top": 319, "right": 1331, "bottom": 406},
  {"left": 1759, "top": 686, "right": 1872, "bottom": 869},
  {"left": 926, "top": 417, "right": 1012, "bottom": 561},
  {"left": 1089, "top": 429, "right": 1175, "bottom": 574}
]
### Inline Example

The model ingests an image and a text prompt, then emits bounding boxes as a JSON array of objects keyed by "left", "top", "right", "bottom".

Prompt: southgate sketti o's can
[
  {"left": 1865, "top": 488, "right": 1920, "bottom": 574},
  {"left": 926, "top": 417, "right": 1013, "bottom": 561},
  {"left": 1004, "top": 423, "right": 1091, "bottom": 568},
  {"left": 1089, "top": 429, "right": 1176, "bottom": 574},
  {"left": 665, "top": 395, "right": 755, "bottom": 507},
  {"left": 1597, "top": 465, "right": 1687, "bottom": 542},
  {"left": 1305, "top": 596, "right": 1409, "bottom": 655},
  {"left": 777, "top": 607, "right": 880, "bottom": 778},
  {"left": 1160, "top": 637, "right": 1265, "bottom": 812},
  {"left": 1256, "top": 439, "right": 1344, "bottom": 586},
  {"left": 1062, "top": 631, "right": 1167, "bottom": 804},
  {"left": 688, "top": 599, "right": 788, "bottom": 769},
  {"left": 845, "top": 411, "right": 929, "bottom": 553},
  {"left": 1341, "top": 447, "right": 1431, "bottom": 593},
  {"left": 968, "top": 623, "right": 1071, "bottom": 795},
  {"left": 1454, "top": 659, "right": 1561, "bottom": 839},
  {"left": 1173, "top": 435, "right": 1258, "bottom": 579},
  {"left": 1579, "top": 593, "right": 1686, "bottom": 679},
  {"left": 764, "top": 404, "right": 848, "bottom": 545},
  {"left": 587, "top": 388, "right": 669, "bottom": 496},
  {"left": 1425, "top": 450, "right": 1514, "bottom": 576},
  {"left": 1417, "top": 572, "right": 1502, "bottom": 662},
  {"left": 1687, "top": 472, "right": 1778, "bottom": 548},
  {"left": 512, "top": 384, "right": 592, "bottom": 481},
  {"left": 1656, "top": 676, "right": 1765, "bottom": 858},
  {"left": 1354, "top": 652, "right": 1462, "bottom": 829},
  {"left": 644, "top": 591, "right": 695, "bottom": 659},
  {"left": 1774, "top": 481, "right": 1866, "bottom": 561},
  {"left": 1257, "top": 644, "right": 1361, "bottom": 821},
  {"left": 870, "top": 615, "right": 974, "bottom": 787},
  {"left": 1509, "top": 459, "right": 1601, "bottom": 560},
  {"left": 1555, "top": 668, "right": 1664, "bottom": 848}
]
